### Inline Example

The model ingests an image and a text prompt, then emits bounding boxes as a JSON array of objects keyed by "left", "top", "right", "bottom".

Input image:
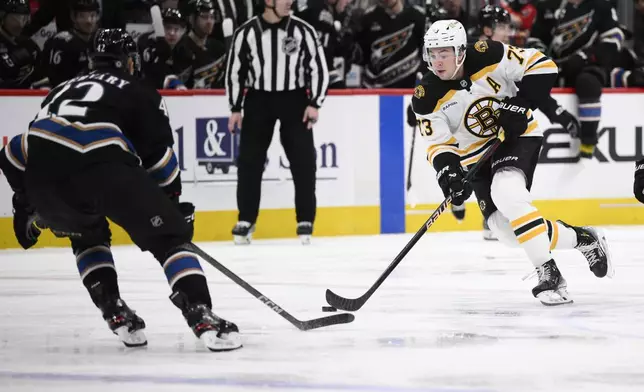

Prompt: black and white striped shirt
[{"left": 225, "top": 15, "right": 330, "bottom": 112}]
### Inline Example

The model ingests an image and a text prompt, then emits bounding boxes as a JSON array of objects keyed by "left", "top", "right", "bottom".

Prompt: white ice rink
[{"left": 2, "top": 226, "right": 644, "bottom": 392}]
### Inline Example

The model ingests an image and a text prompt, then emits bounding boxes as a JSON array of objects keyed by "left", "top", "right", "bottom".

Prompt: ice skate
[
  {"left": 232, "top": 221, "right": 255, "bottom": 245},
  {"left": 92, "top": 283, "right": 147, "bottom": 347},
  {"left": 170, "top": 291, "right": 242, "bottom": 352},
  {"left": 559, "top": 221, "right": 614, "bottom": 278},
  {"left": 531, "top": 260, "right": 573, "bottom": 306},
  {"left": 297, "top": 222, "right": 313, "bottom": 245}
]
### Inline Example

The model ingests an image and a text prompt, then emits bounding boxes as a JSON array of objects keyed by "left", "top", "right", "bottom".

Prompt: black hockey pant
[{"left": 24, "top": 162, "right": 211, "bottom": 308}]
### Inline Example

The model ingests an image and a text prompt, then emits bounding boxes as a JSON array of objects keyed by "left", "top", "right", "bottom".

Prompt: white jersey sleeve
[{"left": 501, "top": 44, "right": 558, "bottom": 82}]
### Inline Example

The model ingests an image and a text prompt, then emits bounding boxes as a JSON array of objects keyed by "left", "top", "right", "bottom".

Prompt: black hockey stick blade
[
  {"left": 326, "top": 139, "right": 502, "bottom": 312},
  {"left": 189, "top": 243, "right": 355, "bottom": 331}
]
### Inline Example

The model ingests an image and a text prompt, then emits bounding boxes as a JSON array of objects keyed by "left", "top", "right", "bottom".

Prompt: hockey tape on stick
[
  {"left": 189, "top": 243, "right": 355, "bottom": 331},
  {"left": 325, "top": 138, "right": 503, "bottom": 312}
]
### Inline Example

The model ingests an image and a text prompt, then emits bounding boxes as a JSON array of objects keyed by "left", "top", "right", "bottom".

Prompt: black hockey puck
[{"left": 322, "top": 306, "right": 337, "bottom": 312}]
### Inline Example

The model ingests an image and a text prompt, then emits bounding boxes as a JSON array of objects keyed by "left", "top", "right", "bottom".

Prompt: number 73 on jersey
[{"left": 416, "top": 118, "right": 433, "bottom": 136}]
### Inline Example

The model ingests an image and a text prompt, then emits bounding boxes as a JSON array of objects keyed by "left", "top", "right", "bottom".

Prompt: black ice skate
[
  {"left": 232, "top": 221, "right": 255, "bottom": 245},
  {"left": 559, "top": 220, "right": 614, "bottom": 278},
  {"left": 91, "top": 283, "right": 147, "bottom": 347},
  {"left": 531, "top": 260, "right": 573, "bottom": 306},
  {"left": 170, "top": 291, "right": 242, "bottom": 352},
  {"left": 297, "top": 222, "right": 313, "bottom": 245}
]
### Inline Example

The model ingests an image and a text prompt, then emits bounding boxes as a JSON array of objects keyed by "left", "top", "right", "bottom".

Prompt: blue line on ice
[{"left": 0, "top": 371, "right": 494, "bottom": 392}]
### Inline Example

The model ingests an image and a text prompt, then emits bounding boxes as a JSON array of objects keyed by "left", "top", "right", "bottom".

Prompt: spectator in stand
[
  {"left": 499, "top": 0, "right": 536, "bottom": 46},
  {"left": 296, "top": 0, "right": 354, "bottom": 88},
  {"left": 21, "top": 0, "right": 125, "bottom": 36},
  {"left": 354, "top": 0, "right": 425, "bottom": 88},
  {"left": 1, "top": 0, "right": 43, "bottom": 88},
  {"left": 40, "top": 0, "right": 100, "bottom": 87},
  {"left": 439, "top": 0, "right": 476, "bottom": 31}
]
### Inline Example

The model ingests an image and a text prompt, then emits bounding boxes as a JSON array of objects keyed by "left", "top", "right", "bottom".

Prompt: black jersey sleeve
[{"left": 129, "top": 87, "right": 181, "bottom": 196}]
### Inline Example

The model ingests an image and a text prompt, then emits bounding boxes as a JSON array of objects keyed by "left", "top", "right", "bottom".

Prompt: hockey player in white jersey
[{"left": 412, "top": 20, "right": 613, "bottom": 305}]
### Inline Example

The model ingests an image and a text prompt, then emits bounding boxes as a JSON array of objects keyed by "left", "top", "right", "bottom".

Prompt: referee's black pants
[{"left": 236, "top": 88, "right": 317, "bottom": 224}]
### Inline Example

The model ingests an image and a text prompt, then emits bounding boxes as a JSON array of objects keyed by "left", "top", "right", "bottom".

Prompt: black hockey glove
[
  {"left": 634, "top": 160, "right": 644, "bottom": 204},
  {"left": 406, "top": 104, "right": 417, "bottom": 127},
  {"left": 497, "top": 96, "right": 530, "bottom": 143},
  {"left": 551, "top": 106, "right": 580, "bottom": 138},
  {"left": 435, "top": 157, "right": 472, "bottom": 206},
  {"left": 178, "top": 202, "right": 195, "bottom": 240},
  {"left": 12, "top": 193, "right": 41, "bottom": 250}
]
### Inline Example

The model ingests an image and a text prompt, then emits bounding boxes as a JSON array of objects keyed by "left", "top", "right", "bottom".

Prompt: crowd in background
[{"left": 0, "top": 0, "right": 643, "bottom": 90}]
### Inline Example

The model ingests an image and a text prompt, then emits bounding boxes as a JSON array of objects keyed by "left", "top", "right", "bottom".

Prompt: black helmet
[
  {"left": 1, "top": 0, "right": 30, "bottom": 14},
  {"left": 426, "top": 4, "right": 449, "bottom": 24},
  {"left": 478, "top": 5, "right": 511, "bottom": 31},
  {"left": 162, "top": 8, "right": 186, "bottom": 26},
  {"left": 70, "top": 0, "right": 100, "bottom": 12},
  {"left": 185, "top": 0, "right": 215, "bottom": 16},
  {"left": 89, "top": 29, "right": 141, "bottom": 75},
  {"left": 182, "top": 0, "right": 221, "bottom": 30}
]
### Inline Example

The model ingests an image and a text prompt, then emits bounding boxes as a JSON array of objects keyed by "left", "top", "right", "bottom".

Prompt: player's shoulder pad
[
  {"left": 465, "top": 40, "right": 504, "bottom": 73},
  {"left": 411, "top": 72, "right": 454, "bottom": 116}
]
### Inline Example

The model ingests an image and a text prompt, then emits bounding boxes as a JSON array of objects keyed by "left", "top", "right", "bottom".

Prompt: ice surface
[{"left": 1, "top": 227, "right": 644, "bottom": 392}]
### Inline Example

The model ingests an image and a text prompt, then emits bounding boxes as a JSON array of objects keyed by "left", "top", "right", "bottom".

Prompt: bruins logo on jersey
[
  {"left": 464, "top": 97, "right": 501, "bottom": 138},
  {"left": 474, "top": 41, "right": 488, "bottom": 53},
  {"left": 414, "top": 85, "right": 425, "bottom": 99}
]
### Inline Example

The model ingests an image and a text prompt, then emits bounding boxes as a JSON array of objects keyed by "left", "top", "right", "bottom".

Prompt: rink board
[{"left": 0, "top": 89, "right": 642, "bottom": 248}]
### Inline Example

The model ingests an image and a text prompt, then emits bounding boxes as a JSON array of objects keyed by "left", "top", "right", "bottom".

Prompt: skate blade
[
  {"left": 233, "top": 235, "right": 252, "bottom": 245},
  {"left": 200, "top": 331, "right": 243, "bottom": 352},
  {"left": 299, "top": 235, "right": 311, "bottom": 245},
  {"left": 590, "top": 228, "right": 615, "bottom": 279},
  {"left": 114, "top": 326, "right": 147, "bottom": 347},
  {"left": 536, "top": 289, "right": 573, "bottom": 306},
  {"left": 482, "top": 231, "right": 498, "bottom": 241}
]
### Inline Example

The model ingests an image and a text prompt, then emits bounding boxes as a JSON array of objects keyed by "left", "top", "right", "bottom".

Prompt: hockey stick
[
  {"left": 188, "top": 243, "right": 355, "bottom": 331},
  {"left": 406, "top": 125, "right": 417, "bottom": 192},
  {"left": 326, "top": 139, "right": 503, "bottom": 312}
]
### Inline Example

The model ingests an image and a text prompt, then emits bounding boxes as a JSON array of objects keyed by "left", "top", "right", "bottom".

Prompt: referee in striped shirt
[{"left": 225, "top": 0, "right": 329, "bottom": 245}]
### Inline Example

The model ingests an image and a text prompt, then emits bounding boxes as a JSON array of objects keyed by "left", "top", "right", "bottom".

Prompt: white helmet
[{"left": 423, "top": 19, "right": 468, "bottom": 79}]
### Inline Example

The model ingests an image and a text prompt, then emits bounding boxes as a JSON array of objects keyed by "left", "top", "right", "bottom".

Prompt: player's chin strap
[{"left": 449, "top": 56, "right": 466, "bottom": 79}]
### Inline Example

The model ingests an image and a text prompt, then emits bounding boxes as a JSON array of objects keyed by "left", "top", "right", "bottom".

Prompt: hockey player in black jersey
[
  {"left": 0, "top": 0, "right": 42, "bottom": 88},
  {"left": 355, "top": 0, "right": 426, "bottom": 88},
  {"left": 41, "top": 0, "right": 100, "bottom": 88},
  {"left": 0, "top": 29, "right": 242, "bottom": 352},
  {"left": 138, "top": 7, "right": 188, "bottom": 89},
  {"left": 173, "top": 0, "right": 227, "bottom": 88},
  {"left": 530, "top": 0, "right": 624, "bottom": 159},
  {"left": 412, "top": 20, "right": 613, "bottom": 305},
  {"left": 296, "top": 0, "right": 353, "bottom": 88}
]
